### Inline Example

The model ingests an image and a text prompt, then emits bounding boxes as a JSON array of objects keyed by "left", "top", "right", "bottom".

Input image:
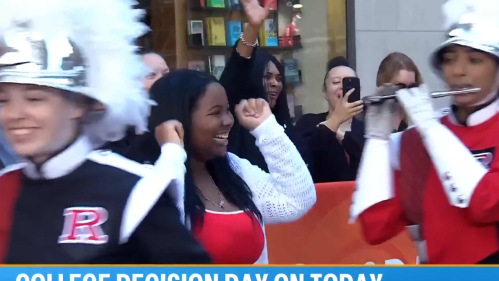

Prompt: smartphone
[{"left": 342, "top": 77, "right": 361, "bottom": 103}]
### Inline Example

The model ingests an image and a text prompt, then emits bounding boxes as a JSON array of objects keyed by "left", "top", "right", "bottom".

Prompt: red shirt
[
  {"left": 193, "top": 210, "right": 265, "bottom": 264},
  {"left": 360, "top": 113, "right": 499, "bottom": 264}
]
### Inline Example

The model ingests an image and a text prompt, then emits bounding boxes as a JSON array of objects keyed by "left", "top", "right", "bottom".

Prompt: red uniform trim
[{"left": 0, "top": 170, "right": 22, "bottom": 263}]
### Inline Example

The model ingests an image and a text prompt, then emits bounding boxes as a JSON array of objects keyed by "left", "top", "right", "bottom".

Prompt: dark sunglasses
[{"left": 395, "top": 83, "right": 419, "bottom": 89}]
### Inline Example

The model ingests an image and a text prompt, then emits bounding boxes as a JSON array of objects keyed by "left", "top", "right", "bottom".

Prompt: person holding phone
[{"left": 295, "top": 57, "right": 365, "bottom": 183}]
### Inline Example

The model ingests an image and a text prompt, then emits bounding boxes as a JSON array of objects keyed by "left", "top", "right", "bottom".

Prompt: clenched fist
[
  {"left": 234, "top": 98, "right": 272, "bottom": 131},
  {"left": 365, "top": 84, "right": 399, "bottom": 140},
  {"left": 396, "top": 84, "right": 437, "bottom": 134},
  {"left": 155, "top": 120, "right": 184, "bottom": 147}
]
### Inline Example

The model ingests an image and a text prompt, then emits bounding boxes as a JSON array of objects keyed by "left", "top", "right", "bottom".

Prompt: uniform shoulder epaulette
[{"left": 87, "top": 150, "right": 151, "bottom": 177}]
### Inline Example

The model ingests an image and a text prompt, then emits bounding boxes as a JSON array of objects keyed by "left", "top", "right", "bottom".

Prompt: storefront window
[{"left": 140, "top": 0, "right": 350, "bottom": 120}]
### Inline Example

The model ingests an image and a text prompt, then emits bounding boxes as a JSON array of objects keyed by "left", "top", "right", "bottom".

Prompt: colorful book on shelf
[
  {"left": 210, "top": 55, "right": 226, "bottom": 80},
  {"left": 259, "top": 23, "right": 266, "bottom": 46},
  {"left": 191, "top": 0, "right": 206, "bottom": 8},
  {"left": 227, "top": 0, "right": 240, "bottom": 9},
  {"left": 208, "top": 0, "right": 225, "bottom": 8},
  {"left": 262, "top": 0, "right": 277, "bottom": 10},
  {"left": 188, "top": 20, "right": 205, "bottom": 46},
  {"left": 188, "top": 60, "right": 207, "bottom": 72},
  {"left": 283, "top": 58, "right": 300, "bottom": 85},
  {"left": 226, "top": 21, "right": 242, "bottom": 47},
  {"left": 259, "top": 18, "right": 278, "bottom": 46},
  {"left": 206, "top": 17, "right": 227, "bottom": 46}
]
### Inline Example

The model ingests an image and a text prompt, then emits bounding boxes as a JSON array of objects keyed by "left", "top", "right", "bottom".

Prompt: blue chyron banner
[{"left": 5, "top": 266, "right": 499, "bottom": 281}]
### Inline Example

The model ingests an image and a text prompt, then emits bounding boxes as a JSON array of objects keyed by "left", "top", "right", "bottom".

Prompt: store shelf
[
  {"left": 190, "top": 7, "right": 278, "bottom": 13},
  {"left": 187, "top": 45, "right": 300, "bottom": 52},
  {"left": 190, "top": 7, "right": 241, "bottom": 12}
]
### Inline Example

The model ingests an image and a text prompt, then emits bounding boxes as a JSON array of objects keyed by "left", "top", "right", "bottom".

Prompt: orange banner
[{"left": 266, "top": 182, "right": 418, "bottom": 264}]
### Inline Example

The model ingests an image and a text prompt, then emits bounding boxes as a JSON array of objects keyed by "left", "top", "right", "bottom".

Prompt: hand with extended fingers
[
  {"left": 321, "top": 89, "right": 364, "bottom": 132},
  {"left": 241, "top": 0, "right": 273, "bottom": 27}
]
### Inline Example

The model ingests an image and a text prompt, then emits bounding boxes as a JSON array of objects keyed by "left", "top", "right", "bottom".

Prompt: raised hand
[
  {"left": 234, "top": 98, "right": 272, "bottom": 131},
  {"left": 396, "top": 84, "right": 438, "bottom": 134},
  {"left": 155, "top": 120, "right": 184, "bottom": 147},
  {"left": 321, "top": 88, "right": 364, "bottom": 132},
  {"left": 365, "top": 84, "right": 399, "bottom": 140},
  {"left": 241, "top": 0, "right": 272, "bottom": 27}
]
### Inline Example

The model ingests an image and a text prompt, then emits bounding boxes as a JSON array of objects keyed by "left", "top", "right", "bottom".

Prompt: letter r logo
[{"left": 58, "top": 207, "right": 109, "bottom": 244}]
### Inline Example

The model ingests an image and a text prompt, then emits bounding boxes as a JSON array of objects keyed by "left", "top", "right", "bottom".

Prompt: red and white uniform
[{"left": 351, "top": 101, "right": 499, "bottom": 264}]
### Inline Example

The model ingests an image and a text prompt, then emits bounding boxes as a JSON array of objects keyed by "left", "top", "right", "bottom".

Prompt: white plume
[
  {"left": 0, "top": 0, "right": 152, "bottom": 145},
  {"left": 442, "top": 0, "right": 499, "bottom": 30}
]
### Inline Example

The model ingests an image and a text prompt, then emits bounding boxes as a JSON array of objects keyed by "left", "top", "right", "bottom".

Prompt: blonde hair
[{"left": 376, "top": 52, "right": 423, "bottom": 86}]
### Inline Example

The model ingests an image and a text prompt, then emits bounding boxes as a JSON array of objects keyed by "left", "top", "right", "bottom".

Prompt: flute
[{"left": 362, "top": 88, "right": 481, "bottom": 104}]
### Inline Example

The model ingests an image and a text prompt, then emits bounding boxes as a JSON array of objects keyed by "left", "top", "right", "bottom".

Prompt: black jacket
[
  {"left": 295, "top": 112, "right": 365, "bottom": 183},
  {"left": 219, "top": 47, "right": 311, "bottom": 173},
  {"left": 101, "top": 127, "right": 157, "bottom": 165}
]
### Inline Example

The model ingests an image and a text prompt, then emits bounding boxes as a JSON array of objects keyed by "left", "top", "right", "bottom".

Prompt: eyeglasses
[{"left": 395, "top": 83, "right": 419, "bottom": 89}]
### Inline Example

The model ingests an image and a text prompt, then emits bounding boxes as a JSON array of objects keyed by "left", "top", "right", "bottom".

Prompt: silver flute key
[{"left": 363, "top": 88, "right": 481, "bottom": 104}]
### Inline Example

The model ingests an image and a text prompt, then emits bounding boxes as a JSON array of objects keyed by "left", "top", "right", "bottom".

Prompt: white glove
[
  {"left": 395, "top": 84, "right": 439, "bottom": 135},
  {"left": 365, "top": 85, "right": 398, "bottom": 140},
  {"left": 396, "top": 84, "right": 488, "bottom": 208}
]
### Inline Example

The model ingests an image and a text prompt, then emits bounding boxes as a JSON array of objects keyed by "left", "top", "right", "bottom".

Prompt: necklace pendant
[{"left": 219, "top": 199, "right": 225, "bottom": 210}]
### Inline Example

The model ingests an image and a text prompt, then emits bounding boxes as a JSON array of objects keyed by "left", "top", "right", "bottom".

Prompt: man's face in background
[{"left": 142, "top": 53, "right": 169, "bottom": 92}]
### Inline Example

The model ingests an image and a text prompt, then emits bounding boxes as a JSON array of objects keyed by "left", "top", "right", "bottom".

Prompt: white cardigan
[{"left": 153, "top": 115, "right": 317, "bottom": 264}]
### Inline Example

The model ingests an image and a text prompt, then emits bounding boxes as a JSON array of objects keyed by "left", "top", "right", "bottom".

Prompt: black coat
[
  {"left": 101, "top": 128, "right": 157, "bottom": 165},
  {"left": 295, "top": 112, "right": 365, "bottom": 183},
  {"left": 219, "top": 47, "right": 311, "bottom": 173}
]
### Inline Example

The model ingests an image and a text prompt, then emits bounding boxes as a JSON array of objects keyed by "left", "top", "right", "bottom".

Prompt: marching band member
[
  {"left": 0, "top": 0, "right": 210, "bottom": 263},
  {"left": 351, "top": 0, "right": 499, "bottom": 264}
]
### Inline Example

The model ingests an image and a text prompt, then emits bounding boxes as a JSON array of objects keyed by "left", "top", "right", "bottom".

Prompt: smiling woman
[
  {"left": 220, "top": 48, "right": 308, "bottom": 173},
  {"left": 190, "top": 82, "right": 234, "bottom": 160},
  {"left": 0, "top": 0, "right": 211, "bottom": 264},
  {"left": 218, "top": 0, "right": 310, "bottom": 174},
  {"left": 0, "top": 85, "right": 87, "bottom": 164},
  {"left": 139, "top": 69, "right": 316, "bottom": 264},
  {"left": 295, "top": 57, "right": 365, "bottom": 183}
]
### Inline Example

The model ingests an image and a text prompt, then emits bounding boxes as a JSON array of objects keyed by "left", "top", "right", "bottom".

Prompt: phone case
[{"left": 343, "top": 77, "right": 360, "bottom": 103}]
